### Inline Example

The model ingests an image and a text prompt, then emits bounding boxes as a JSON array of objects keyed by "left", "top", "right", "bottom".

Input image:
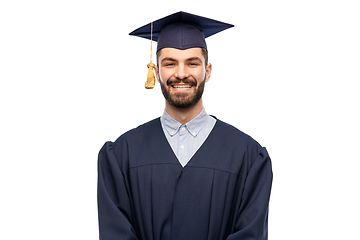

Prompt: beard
[{"left": 159, "top": 76, "right": 206, "bottom": 109}]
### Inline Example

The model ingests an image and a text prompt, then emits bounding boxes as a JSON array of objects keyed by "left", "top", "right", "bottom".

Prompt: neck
[{"left": 165, "top": 99, "right": 203, "bottom": 125}]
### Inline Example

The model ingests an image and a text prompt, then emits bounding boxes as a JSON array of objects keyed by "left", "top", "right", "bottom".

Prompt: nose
[{"left": 174, "top": 64, "right": 189, "bottom": 79}]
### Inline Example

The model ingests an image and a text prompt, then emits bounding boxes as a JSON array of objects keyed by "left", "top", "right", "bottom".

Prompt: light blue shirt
[{"left": 160, "top": 109, "right": 217, "bottom": 167}]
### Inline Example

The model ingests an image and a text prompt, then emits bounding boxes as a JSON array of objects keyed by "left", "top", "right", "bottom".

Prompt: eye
[
  {"left": 162, "top": 61, "right": 176, "bottom": 67},
  {"left": 188, "top": 62, "right": 200, "bottom": 67}
]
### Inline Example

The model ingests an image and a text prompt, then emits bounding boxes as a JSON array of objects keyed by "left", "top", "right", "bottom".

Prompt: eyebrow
[
  {"left": 161, "top": 57, "right": 203, "bottom": 63},
  {"left": 186, "top": 57, "right": 203, "bottom": 63},
  {"left": 161, "top": 57, "right": 177, "bottom": 63}
]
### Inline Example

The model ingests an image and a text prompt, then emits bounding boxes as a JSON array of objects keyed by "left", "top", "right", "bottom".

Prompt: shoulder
[
  {"left": 116, "top": 118, "right": 160, "bottom": 141},
  {"left": 100, "top": 118, "right": 161, "bottom": 166},
  {"left": 212, "top": 119, "right": 263, "bottom": 166},
  {"left": 215, "top": 119, "right": 261, "bottom": 148},
  {"left": 111, "top": 118, "right": 161, "bottom": 152}
]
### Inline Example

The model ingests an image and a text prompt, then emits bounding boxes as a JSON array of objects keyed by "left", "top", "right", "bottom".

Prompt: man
[{"left": 97, "top": 11, "right": 272, "bottom": 240}]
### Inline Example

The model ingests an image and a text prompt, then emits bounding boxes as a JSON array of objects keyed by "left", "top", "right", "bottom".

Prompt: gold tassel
[
  {"left": 145, "top": 22, "right": 155, "bottom": 89},
  {"left": 145, "top": 62, "right": 156, "bottom": 89}
]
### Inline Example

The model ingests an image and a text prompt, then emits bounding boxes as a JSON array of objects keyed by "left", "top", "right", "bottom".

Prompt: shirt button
[
  {"left": 171, "top": 131, "right": 175, "bottom": 135},
  {"left": 180, "top": 145, "right": 184, "bottom": 150},
  {"left": 181, "top": 127, "right": 186, "bottom": 131}
]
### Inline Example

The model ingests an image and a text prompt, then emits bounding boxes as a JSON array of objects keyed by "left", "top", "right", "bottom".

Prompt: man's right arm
[{"left": 97, "top": 141, "right": 138, "bottom": 240}]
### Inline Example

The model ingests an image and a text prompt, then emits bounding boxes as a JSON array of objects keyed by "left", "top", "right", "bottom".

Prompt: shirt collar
[{"left": 161, "top": 108, "right": 209, "bottom": 138}]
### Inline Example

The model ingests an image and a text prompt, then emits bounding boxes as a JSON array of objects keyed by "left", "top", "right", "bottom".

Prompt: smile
[{"left": 172, "top": 84, "right": 192, "bottom": 89}]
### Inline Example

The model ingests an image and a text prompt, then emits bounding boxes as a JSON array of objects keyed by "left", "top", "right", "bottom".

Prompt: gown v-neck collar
[{"left": 155, "top": 117, "right": 219, "bottom": 168}]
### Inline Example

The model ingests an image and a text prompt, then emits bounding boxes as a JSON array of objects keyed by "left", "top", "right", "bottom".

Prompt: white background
[{"left": 1, "top": 1, "right": 359, "bottom": 239}]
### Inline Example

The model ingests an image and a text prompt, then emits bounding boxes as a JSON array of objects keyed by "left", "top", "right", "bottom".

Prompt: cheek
[
  {"left": 193, "top": 69, "right": 206, "bottom": 81},
  {"left": 159, "top": 69, "right": 173, "bottom": 83}
]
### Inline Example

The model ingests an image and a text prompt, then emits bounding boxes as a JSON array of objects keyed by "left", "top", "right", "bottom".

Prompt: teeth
[{"left": 173, "top": 85, "right": 191, "bottom": 89}]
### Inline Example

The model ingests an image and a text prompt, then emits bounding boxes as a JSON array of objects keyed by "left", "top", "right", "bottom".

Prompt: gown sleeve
[
  {"left": 226, "top": 147, "right": 273, "bottom": 240},
  {"left": 97, "top": 141, "right": 139, "bottom": 240}
]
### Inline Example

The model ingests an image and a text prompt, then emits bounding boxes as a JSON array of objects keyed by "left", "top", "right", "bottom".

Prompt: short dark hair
[{"left": 156, "top": 48, "right": 208, "bottom": 66}]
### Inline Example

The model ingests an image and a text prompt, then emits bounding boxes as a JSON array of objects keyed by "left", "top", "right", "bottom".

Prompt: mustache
[{"left": 167, "top": 78, "right": 197, "bottom": 86}]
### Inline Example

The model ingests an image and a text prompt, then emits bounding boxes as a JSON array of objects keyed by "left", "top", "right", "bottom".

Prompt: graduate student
[{"left": 97, "top": 11, "right": 273, "bottom": 240}]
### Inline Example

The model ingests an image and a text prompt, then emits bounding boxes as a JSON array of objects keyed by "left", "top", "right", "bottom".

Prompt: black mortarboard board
[
  {"left": 129, "top": 11, "right": 234, "bottom": 89},
  {"left": 129, "top": 11, "right": 234, "bottom": 52}
]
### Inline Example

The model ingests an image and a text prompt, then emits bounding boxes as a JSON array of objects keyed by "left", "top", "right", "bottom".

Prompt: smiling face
[{"left": 156, "top": 47, "right": 212, "bottom": 110}]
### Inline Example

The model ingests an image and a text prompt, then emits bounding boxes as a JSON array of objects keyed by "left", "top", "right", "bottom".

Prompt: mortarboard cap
[
  {"left": 129, "top": 11, "right": 234, "bottom": 52},
  {"left": 129, "top": 11, "right": 234, "bottom": 89}
]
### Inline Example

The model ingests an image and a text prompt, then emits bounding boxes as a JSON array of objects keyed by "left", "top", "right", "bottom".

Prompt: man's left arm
[{"left": 227, "top": 147, "right": 273, "bottom": 240}]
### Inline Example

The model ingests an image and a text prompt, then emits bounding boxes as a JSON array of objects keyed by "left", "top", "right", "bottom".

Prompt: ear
[
  {"left": 154, "top": 65, "right": 160, "bottom": 83},
  {"left": 205, "top": 63, "right": 212, "bottom": 82}
]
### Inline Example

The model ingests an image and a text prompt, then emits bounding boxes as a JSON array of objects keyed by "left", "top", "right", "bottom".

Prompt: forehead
[{"left": 158, "top": 47, "right": 204, "bottom": 61}]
